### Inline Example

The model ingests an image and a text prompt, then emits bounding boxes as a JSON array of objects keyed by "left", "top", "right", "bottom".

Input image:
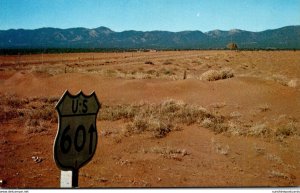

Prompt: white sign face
[{"left": 54, "top": 90, "right": 101, "bottom": 171}]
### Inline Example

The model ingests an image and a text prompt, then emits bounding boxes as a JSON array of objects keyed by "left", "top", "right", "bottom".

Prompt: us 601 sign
[{"left": 54, "top": 90, "right": 101, "bottom": 171}]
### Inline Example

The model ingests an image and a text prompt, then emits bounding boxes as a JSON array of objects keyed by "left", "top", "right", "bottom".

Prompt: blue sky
[{"left": 1, "top": 0, "right": 300, "bottom": 32}]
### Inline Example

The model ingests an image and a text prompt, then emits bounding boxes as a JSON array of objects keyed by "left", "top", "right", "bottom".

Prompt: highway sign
[{"left": 54, "top": 90, "right": 101, "bottom": 171}]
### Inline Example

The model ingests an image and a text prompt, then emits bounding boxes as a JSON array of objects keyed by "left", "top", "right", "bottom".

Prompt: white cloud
[{"left": 196, "top": 12, "right": 200, "bottom": 17}]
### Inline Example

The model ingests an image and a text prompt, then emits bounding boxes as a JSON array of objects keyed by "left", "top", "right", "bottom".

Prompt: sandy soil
[{"left": 0, "top": 50, "right": 299, "bottom": 188}]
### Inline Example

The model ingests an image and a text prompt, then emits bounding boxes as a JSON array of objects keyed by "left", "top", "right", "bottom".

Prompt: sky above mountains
[{"left": 1, "top": 0, "right": 300, "bottom": 32}]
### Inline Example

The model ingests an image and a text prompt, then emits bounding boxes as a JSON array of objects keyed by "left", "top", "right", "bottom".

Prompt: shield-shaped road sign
[{"left": 54, "top": 90, "right": 101, "bottom": 171}]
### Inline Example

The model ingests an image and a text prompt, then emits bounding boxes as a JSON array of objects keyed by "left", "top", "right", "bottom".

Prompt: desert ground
[{"left": 0, "top": 50, "right": 300, "bottom": 188}]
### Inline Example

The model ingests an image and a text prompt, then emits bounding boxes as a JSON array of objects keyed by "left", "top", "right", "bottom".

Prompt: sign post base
[
  {"left": 60, "top": 170, "right": 78, "bottom": 188},
  {"left": 72, "top": 169, "right": 79, "bottom": 188}
]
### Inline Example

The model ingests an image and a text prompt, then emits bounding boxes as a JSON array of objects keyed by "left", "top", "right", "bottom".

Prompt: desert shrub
[
  {"left": 131, "top": 115, "right": 149, "bottom": 133},
  {"left": 25, "top": 119, "right": 48, "bottom": 134},
  {"left": 126, "top": 116, "right": 173, "bottom": 138},
  {"left": 248, "top": 123, "right": 271, "bottom": 137},
  {"left": 0, "top": 106, "right": 19, "bottom": 121},
  {"left": 287, "top": 79, "right": 298, "bottom": 88},
  {"left": 39, "top": 96, "right": 59, "bottom": 104},
  {"left": 201, "top": 115, "right": 228, "bottom": 134},
  {"left": 160, "top": 68, "right": 175, "bottom": 75},
  {"left": 149, "top": 118, "right": 173, "bottom": 138},
  {"left": 1, "top": 94, "right": 28, "bottom": 108},
  {"left": 229, "top": 111, "right": 242, "bottom": 118},
  {"left": 7, "top": 97, "right": 27, "bottom": 108},
  {"left": 159, "top": 100, "right": 216, "bottom": 125},
  {"left": 269, "top": 170, "right": 290, "bottom": 180},
  {"left": 28, "top": 105, "right": 57, "bottom": 122},
  {"left": 272, "top": 74, "right": 288, "bottom": 86},
  {"left": 211, "top": 138, "right": 230, "bottom": 155},
  {"left": 201, "top": 118, "right": 213, "bottom": 128},
  {"left": 145, "top": 61, "right": 154, "bottom": 65},
  {"left": 226, "top": 121, "right": 246, "bottom": 136},
  {"left": 143, "top": 146, "right": 189, "bottom": 160},
  {"left": 105, "top": 69, "right": 117, "bottom": 77},
  {"left": 163, "top": 60, "right": 172, "bottom": 65},
  {"left": 209, "top": 122, "right": 229, "bottom": 134},
  {"left": 99, "top": 104, "right": 138, "bottom": 121},
  {"left": 176, "top": 105, "right": 210, "bottom": 125},
  {"left": 146, "top": 69, "right": 156, "bottom": 75},
  {"left": 160, "top": 99, "right": 184, "bottom": 114},
  {"left": 258, "top": 104, "right": 270, "bottom": 112},
  {"left": 275, "top": 122, "right": 297, "bottom": 137},
  {"left": 200, "top": 68, "right": 234, "bottom": 81}
]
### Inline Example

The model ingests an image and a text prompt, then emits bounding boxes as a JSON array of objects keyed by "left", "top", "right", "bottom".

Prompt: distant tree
[{"left": 227, "top": 42, "right": 238, "bottom": 50}]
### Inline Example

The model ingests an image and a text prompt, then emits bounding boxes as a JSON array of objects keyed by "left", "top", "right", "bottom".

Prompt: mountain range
[{"left": 1, "top": 25, "right": 300, "bottom": 49}]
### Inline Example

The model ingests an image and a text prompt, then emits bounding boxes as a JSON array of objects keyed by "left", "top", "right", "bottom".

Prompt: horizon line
[{"left": 1, "top": 24, "right": 299, "bottom": 33}]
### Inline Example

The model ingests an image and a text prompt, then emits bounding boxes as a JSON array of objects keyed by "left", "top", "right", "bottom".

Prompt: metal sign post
[{"left": 54, "top": 90, "right": 101, "bottom": 188}]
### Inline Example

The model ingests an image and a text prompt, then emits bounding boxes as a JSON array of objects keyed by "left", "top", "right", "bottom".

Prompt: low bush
[
  {"left": 145, "top": 61, "right": 154, "bottom": 65},
  {"left": 275, "top": 122, "right": 298, "bottom": 137},
  {"left": 200, "top": 68, "right": 234, "bottom": 81},
  {"left": 24, "top": 119, "right": 48, "bottom": 134}
]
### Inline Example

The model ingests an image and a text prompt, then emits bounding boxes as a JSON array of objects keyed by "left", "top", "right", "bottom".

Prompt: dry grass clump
[
  {"left": 159, "top": 99, "right": 218, "bottom": 126},
  {"left": 272, "top": 75, "right": 298, "bottom": 88},
  {"left": 201, "top": 117, "right": 228, "bottom": 134},
  {"left": 272, "top": 74, "right": 289, "bottom": 86},
  {"left": 0, "top": 94, "right": 28, "bottom": 108},
  {"left": 28, "top": 105, "right": 57, "bottom": 122},
  {"left": 287, "top": 79, "right": 298, "bottom": 88},
  {"left": 163, "top": 60, "right": 173, "bottom": 65},
  {"left": 126, "top": 116, "right": 173, "bottom": 138},
  {"left": 145, "top": 61, "right": 154, "bottom": 65},
  {"left": 275, "top": 122, "right": 298, "bottom": 138},
  {"left": 258, "top": 104, "right": 270, "bottom": 112},
  {"left": 225, "top": 121, "right": 246, "bottom": 136},
  {"left": 0, "top": 106, "right": 19, "bottom": 121},
  {"left": 99, "top": 104, "right": 138, "bottom": 121},
  {"left": 200, "top": 68, "right": 234, "bottom": 81},
  {"left": 229, "top": 111, "right": 242, "bottom": 118},
  {"left": 0, "top": 94, "right": 28, "bottom": 122},
  {"left": 248, "top": 123, "right": 271, "bottom": 137},
  {"left": 268, "top": 170, "right": 290, "bottom": 180},
  {"left": 143, "top": 146, "right": 189, "bottom": 160},
  {"left": 24, "top": 119, "right": 48, "bottom": 134},
  {"left": 265, "top": 153, "right": 283, "bottom": 164},
  {"left": 211, "top": 138, "right": 230, "bottom": 155},
  {"left": 160, "top": 68, "right": 175, "bottom": 76}
]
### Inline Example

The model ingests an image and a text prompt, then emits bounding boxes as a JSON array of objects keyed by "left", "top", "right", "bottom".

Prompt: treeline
[
  {"left": 0, "top": 48, "right": 134, "bottom": 55},
  {"left": 0, "top": 47, "right": 298, "bottom": 55}
]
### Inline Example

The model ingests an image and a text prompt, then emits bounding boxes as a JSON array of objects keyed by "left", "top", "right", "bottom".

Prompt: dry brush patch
[
  {"left": 0, "top": 93, "right": 59, "bottom": 135},
  {"left": 98, "top": 99, "right": 299, "bottom": 140},
  {"left": 99, "top": 99, "right": 228, "bottom": 138},
  {"left": 2, "top": 94, "right": 297, "bottom": 140}
]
